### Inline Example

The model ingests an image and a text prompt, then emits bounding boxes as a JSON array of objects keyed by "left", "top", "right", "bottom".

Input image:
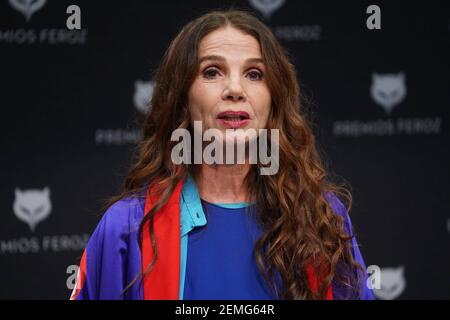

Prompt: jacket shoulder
[{"left": 98, "top": 196, "right": 145, "bottom": 237}]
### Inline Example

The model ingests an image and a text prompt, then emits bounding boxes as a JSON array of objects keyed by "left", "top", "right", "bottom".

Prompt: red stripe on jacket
[{"left": 142, "top": 180, "right": 183, "bottom": 299}]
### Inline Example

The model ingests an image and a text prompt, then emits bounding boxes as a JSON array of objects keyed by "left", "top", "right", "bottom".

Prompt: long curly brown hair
[{"left": 108, "top": 9, "right": 364, "bottom": 300}]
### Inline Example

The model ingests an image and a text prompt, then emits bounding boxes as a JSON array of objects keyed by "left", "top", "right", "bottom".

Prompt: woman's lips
[
  {"left": 217, "top": 111, "right": 250, "bottom": 129},
  {"left": 217, "top": 118, "right": 250, "bottom": 128}
]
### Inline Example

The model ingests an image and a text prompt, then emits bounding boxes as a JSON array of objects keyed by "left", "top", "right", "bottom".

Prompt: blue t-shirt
[{"left": 183, "top": 200, "right": 278, "bottom": 299}]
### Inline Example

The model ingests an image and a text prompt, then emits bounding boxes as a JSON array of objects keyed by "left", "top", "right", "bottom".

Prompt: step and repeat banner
[{"left": 0, "top": 0, "right": 449, "bottom": 299}]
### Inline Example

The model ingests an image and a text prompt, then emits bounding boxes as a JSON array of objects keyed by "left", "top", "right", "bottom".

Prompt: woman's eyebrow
[{"left": 198, "top": 55, "right": 264, "bottom": 65}]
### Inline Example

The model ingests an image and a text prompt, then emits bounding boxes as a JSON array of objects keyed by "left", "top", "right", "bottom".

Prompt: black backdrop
[{"left": 1, "top": 0, "right": 449, "bottom": 299}]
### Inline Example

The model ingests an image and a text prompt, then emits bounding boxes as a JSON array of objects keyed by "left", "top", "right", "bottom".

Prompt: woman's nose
[{"left": 222, "top": 75, "right": 246, "bottom": 102}]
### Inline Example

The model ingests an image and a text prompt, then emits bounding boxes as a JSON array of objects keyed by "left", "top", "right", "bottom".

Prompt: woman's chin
[{"left": 223, "top": 134, "right": 258, "bottom": 146}]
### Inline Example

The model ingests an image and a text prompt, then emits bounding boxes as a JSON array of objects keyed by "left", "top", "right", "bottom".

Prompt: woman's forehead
[{"left": 199, "top": 27, "right": 262, "bottom": 60}]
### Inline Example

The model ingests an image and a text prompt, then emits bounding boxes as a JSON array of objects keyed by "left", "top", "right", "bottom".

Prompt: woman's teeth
[{"left": 222, "top": 116, "right": 245, "bottom": 121}]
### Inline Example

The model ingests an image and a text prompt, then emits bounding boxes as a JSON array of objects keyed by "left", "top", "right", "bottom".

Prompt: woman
[{"left": 70, "top": 10, "right": 374, "bottom": 300}]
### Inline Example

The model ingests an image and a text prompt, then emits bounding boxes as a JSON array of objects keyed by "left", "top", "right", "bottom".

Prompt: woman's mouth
[{"left": 217, "top": 111, "right": 250, "bottom": 129}]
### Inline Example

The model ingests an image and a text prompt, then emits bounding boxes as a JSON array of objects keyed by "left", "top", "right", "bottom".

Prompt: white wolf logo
[
  {"left": 133, "top": 80, "right": 154, "bottom": 114},
  {"left": 13, "top": 187, "right": 52, "bottom": 232},
  {"left": 370, "top": 72, "right": 407, "bottom": 114},
  {"left": 373, "top": 266, "right": 406, "bottom": 300},
  {"left": 248, "top": 0, "right": 285, "bottom": 19},
  {"left": 9, "top": 0, "right": 47, "bottom": 22}
]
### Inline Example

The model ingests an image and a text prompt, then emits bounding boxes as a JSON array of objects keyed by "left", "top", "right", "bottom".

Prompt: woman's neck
[{"left": 194, "top": 163, "right": 251, "bottom": 204}]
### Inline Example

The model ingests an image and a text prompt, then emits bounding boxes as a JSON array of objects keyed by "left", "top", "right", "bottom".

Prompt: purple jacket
[{"left": 71, "top": 176, "right": 374, "bottom": 300}]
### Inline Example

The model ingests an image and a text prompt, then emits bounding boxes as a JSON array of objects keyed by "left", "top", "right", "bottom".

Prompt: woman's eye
[
  {"left": 247, "top": 69, "right": 263, "bottom": 81},
  {"left": 203, "top": 67, "right": 220, "bottom": 79}
]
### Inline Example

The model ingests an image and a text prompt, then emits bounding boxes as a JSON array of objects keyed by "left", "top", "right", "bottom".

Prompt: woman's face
[{"left": 188, "top": 26, "right": 271, "bottom": 143}]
